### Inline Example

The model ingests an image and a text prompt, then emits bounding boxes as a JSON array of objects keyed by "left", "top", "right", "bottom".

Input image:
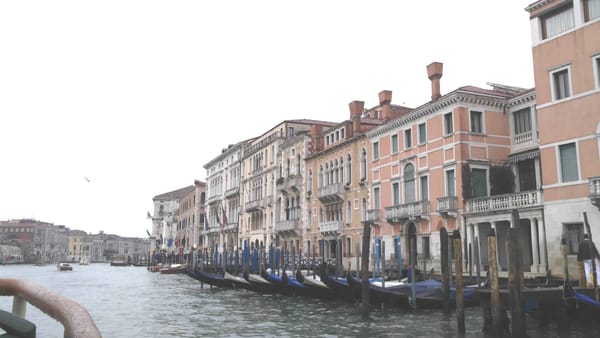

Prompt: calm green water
[{"left": 0, "top": 264, "right": 596, "bottom": 337}]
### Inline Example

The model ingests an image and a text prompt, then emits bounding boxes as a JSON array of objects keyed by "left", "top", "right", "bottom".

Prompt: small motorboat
[
  {"left": 57, "top": 263, "right": 73, "bottom": 271},
  {"left": 159, "top": 264, "right": 186, "bottom": 274}
]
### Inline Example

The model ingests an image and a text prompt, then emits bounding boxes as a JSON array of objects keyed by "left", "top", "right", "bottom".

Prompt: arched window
[
  {"left": 346, "top": 155, "right": 352, "bottom": 185},
  {"left": 319, "top": 165, "right": 324, "bottom": 188},
  {"left": 346, "top": 201, "right": 352, "bottom": 224},
  {"left": 360, "top": 148, "right": 367, "bottom": 181},
  {"left": 361, "top": 198, "right": 367, "bottom": 221},
  {"left": 296, "top": 154, "right": 301, "bottom": 175},
  {"left": 307, "top": 169, "right": 313, "bottom": 192},
  {"left": 329, "top": 161, "right": 334, "bottom": 185},
  {"left": 286, "top": 159, "right": 290, "bottom": 177},
  {"left": 404, "top": 163, "right": 416, "bottom": 203},
  {"left": 339, "top": 157, "right": 344, "bottom": 183}
]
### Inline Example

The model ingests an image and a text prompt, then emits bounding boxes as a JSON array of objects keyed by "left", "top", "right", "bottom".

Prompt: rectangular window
[
  {"left": 392, "top": 182, "right": 400, "bottom": 205},
  {"left": 373, "top": 187, "right": 380, "bottom": 209},
  {"left": 422, "top": 236, "right": 431, "bottom": 260},
  {"left": 404, "top": 129, "right": 412, "bottom": 148},
  {"left": 472, "top": 168, "right": 488, "bottom": 198},
  {"left": 559, "top": 142, "right": 579, "bottom": 182},
  {"left": 584, "top": 0, "right": 600, "bottom": 22},
  {"left": 470, "top": 110, "right": 483, "bottom": 133},
  {"left": 551, "top": 67, "right": 571, "bottom": 100},
  {"left": 443, "top": 112, "right": 453, "bottom": 135},
  {"left": 594, "top": 55, "right": 600, "bottom": 89},
  {"left": 391, "top": 134, "right": 398, "bottom": 154},
  {"left": 446, "top": 169, "right": 455, "bottom": 196},
  {"left": 418, "top": 123, "right": 427, "bottom": 144},
  {"left": 287, "top": 127, "right": 295, "bottom": 136},
  {"left": 420, "top": 176, "right": 428, "bottom": 201},
  {"left": 541, "top": 4, "right": 574, "bottom": 39},
  {"left": 513, "top": 108, "right": 532, "bottom": 135},
  {"left": 346, "top": 237, "right": 351, "bottom": 256},
  {"left": 564, "top": 223, "right": 583, "bottom": 254},
  {"left": 373, "top": 141, "right": 380, "bottom": 160},
  {"left": 518, "top": 159, "right": 537, "bottom": 191}
]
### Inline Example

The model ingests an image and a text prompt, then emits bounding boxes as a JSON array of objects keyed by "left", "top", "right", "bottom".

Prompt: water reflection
[{"left": 0, "top": 264, "right": 597, "bottom": 337}]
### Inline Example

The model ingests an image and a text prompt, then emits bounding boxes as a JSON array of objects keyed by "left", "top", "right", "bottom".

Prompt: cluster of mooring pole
[{"left": 483, "top": 209, "right": 526, "bottom": 336}]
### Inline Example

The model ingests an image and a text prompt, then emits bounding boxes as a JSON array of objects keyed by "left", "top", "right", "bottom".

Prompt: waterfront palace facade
[{"left": 150, "top": 0, "right": 600, "bottom": 280}]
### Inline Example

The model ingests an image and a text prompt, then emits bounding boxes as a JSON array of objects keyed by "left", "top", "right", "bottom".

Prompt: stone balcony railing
[
  {"left": 244, "top": 195, "right": 273, "bottom": 211},
  {"left": 319, "top": 220, "right": 342, "bottom": 233},
  {"left": 465, "top": 190, "right": 543, "bottom": 214},
  {"left": 277, "top": 175, "right": 303, "bottom": 192},
  {"left": 224, "top": 186, "right": 240, "bottom": 197},
  {"left": 317, "top": 182, "right": 345, "bottom": 202},
  {"left": 512, "top": 130, "right": 538, "bottom": 152},
  {"left": 385, "top": 201, "right": 429, "bottom": 222},
  {"left": 276, "top": 219, "right": 301, "bottom": 232},
  {"left": 437, "top": 196, "right": 458, "bottom": 215},
  {"left": 590, "top": 176, "right": 600, "bottom": 209},
  {"left": 366, "top": 209, "right": 381, "bottom": 223}
]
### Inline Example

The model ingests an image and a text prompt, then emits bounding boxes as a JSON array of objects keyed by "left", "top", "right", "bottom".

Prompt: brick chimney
[
  {"left": 348, "top": 100, "right": 364, "bottom": 135},
  {"left": 378, "top": 90, "right": 392, "bottom": 121},
  {"left": 310, "top": 124, "right": 323, "bottom": 153},
  {"left": 426, "top": 62, "right": 443, "bottom": 101}
]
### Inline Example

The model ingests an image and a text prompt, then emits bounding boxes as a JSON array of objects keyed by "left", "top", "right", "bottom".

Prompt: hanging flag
[
  {"left": 146, "top": 211, "right": 152, "bottom": 219},
  {"left": 146, "top": 229, "right": 152, "bottom": 238},
  {"left": 222, "top": 202, "right": 228, "bottom": 226}
]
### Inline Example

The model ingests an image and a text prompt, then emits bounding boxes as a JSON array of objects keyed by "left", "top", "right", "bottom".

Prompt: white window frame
[
  {"left": 419, "top": 175, "right": 429, "bottom": 201},
  {"left": 404, "top": 128, "right": 412, "bottom": 149},
  {"left": 469, "top": 110, "right": 485, "bottom": 134},
  {"left": 593, "top": 53, "right": 600, "bottom": 89},
  {"left": 418, "top": 122, "right": 427, "bottom": 144},
  {"left": 556, "top": 141, "right": 581, "bottom": 183},
  {"left": 373, "top": 141, "right": 380, "bottom": 160},
  {"left": 443, "top": 112, "right": 454, "bottom": 136},
  {"left": 391, "top": 181, "right": 400, "bottom": 206},
  {"left": 549, "top": 64, "right": 572, "bottom": 101},
  {"left": 470, "top": 164, "right": 490, "bottom": 197},
  {"left": 373, "top": 186, "right": 380, "bottom": 209},
  {"left": 444, "top": 167, "right": 456, "bottom": 197},
  {"left": 391, "top": 134, "right": 399, "bottom": 154}
]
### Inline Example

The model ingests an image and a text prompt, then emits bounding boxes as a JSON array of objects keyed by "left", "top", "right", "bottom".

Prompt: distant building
[{"left": 0, "top": 245, "right": 23, "bottom": 264}]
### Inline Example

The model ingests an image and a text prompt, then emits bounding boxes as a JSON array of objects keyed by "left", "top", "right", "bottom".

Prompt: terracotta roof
[{"left": 152, "top": 185, "right": 195, "bottom": 201}]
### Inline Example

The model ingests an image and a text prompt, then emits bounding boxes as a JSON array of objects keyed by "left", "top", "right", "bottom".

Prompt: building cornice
[
  {"left": 524, "top": 0, "right": 556, "bottom": 13},
  {"left": 367, "top": 90, "right": 510, "bottom": 139}
]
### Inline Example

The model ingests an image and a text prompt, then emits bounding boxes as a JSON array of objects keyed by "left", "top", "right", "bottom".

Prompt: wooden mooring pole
[
  {"left": 361, "top": 221, "right": 371, "bottom": 317},
  {"left": 583, "top": 212, "right": 599, "bottom": 301},
  {"left": 488, "top": 228, "right": 502, "bottom": 334},
  {"left": 440, "top": 227, "right": 450, "bottom": 311},
  {"left": 453, "top": 230, "right": 465, "bottom": 333},
  {"left": 508, "top": 210, "right": 525, "bottom": 337}
]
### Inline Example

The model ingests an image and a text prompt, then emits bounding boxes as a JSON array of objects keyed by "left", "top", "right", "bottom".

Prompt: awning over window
[{"left": 507, "top": 149, "right": 540, "bottom": 164}]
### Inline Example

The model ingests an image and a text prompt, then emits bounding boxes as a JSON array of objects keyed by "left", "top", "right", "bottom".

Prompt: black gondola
[{"left": 185, "top": 268, "right": 234, "bottom": 288}]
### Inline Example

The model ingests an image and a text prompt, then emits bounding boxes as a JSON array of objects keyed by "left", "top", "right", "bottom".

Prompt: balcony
[
  {"left": 319, "top": 220, "right": 343, "bottom": 234},
  {"left": 366, "top": 209, "right": 381, "bottom": 223},
  {"left": 224, "top": 186, "right": 240, "bottom": 198},
  {"left": 244, "top": 196, "right": 274, "bottom": 211},
  {"left": 385, "top": 201, "right": 429, "bottom": 223},
  {"left": 277, "top": 175, "right": 303, "bottom": 194},
  {"left": 276, "top": 219, "right": 301, "bottom": 234},
  {"left": 512, "top": 130, "right": 538, "bottom": 152},
  {"left": 317, "top": 182, "right": 345, "bottom": 203},
  {"left": 465, "top": 190, "right": 542, "bottom": 214},
  {"left": 437, "top": 196, "right": 458, "bottom": 217},
  {"left": 222, "top": 222, "right": 238, "bottom": 233},
  {"left": 590, "top": 177, "right": 600, "bottom": 210}
]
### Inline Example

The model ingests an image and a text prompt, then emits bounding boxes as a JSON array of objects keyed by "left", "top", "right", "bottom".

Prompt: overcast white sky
[{"left": 0, "top": 1, "right": 535, "bottom": 238}]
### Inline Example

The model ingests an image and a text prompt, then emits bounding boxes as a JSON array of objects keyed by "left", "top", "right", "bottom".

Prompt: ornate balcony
[
  {"left": 384, "top": 201, "right": 429, "bottom": 223},
  {"left": 317, "top": 182, "right": 345, "bottom": 203},
  {"left": 224, "top": 186, "right": 240, "bottom": 198},
  {"left": 276, "top": 219, "right": 301, "bottom": 234},
  {"left": 244, "top": 195, "right": 274, "bottom": 211},
  {"left": 590, "top": 177, "right": 600, "bottom": 210},
  {"left": 366, "top": 209, "right": 381, "bottom": 223},
  {"left": 277, "top": 175, "right": 303, "bottom": 194},
  {"left": 465, "top": 190, "right": 542, "bottom": 214},
  {"left": 437, "top": 196, "right": 458, "bottom": 217},
  {"left": 319, "top": 220, "right": 342, "bottom": 234},
  {"left": 223, "top": 222, "right": 238, "bottom": 233}
]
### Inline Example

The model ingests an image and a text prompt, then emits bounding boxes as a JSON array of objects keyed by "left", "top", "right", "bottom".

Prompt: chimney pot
[{"left": 426, "top": 62, "right": 443, "bottom": 101}]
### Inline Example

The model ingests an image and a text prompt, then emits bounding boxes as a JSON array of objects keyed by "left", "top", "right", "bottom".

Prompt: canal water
[{"left": 0, "top": 264, "right": 597, "bottom": 337}]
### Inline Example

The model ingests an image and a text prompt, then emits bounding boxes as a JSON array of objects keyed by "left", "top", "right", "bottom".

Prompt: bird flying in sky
[{"left": 84, "top": 177, "right": 91, "bottom": 182}]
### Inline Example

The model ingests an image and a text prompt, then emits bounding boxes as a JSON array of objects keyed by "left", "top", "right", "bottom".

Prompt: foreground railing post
[{"left": 12, "top": 295, "right": 27, "bottom": 317}]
